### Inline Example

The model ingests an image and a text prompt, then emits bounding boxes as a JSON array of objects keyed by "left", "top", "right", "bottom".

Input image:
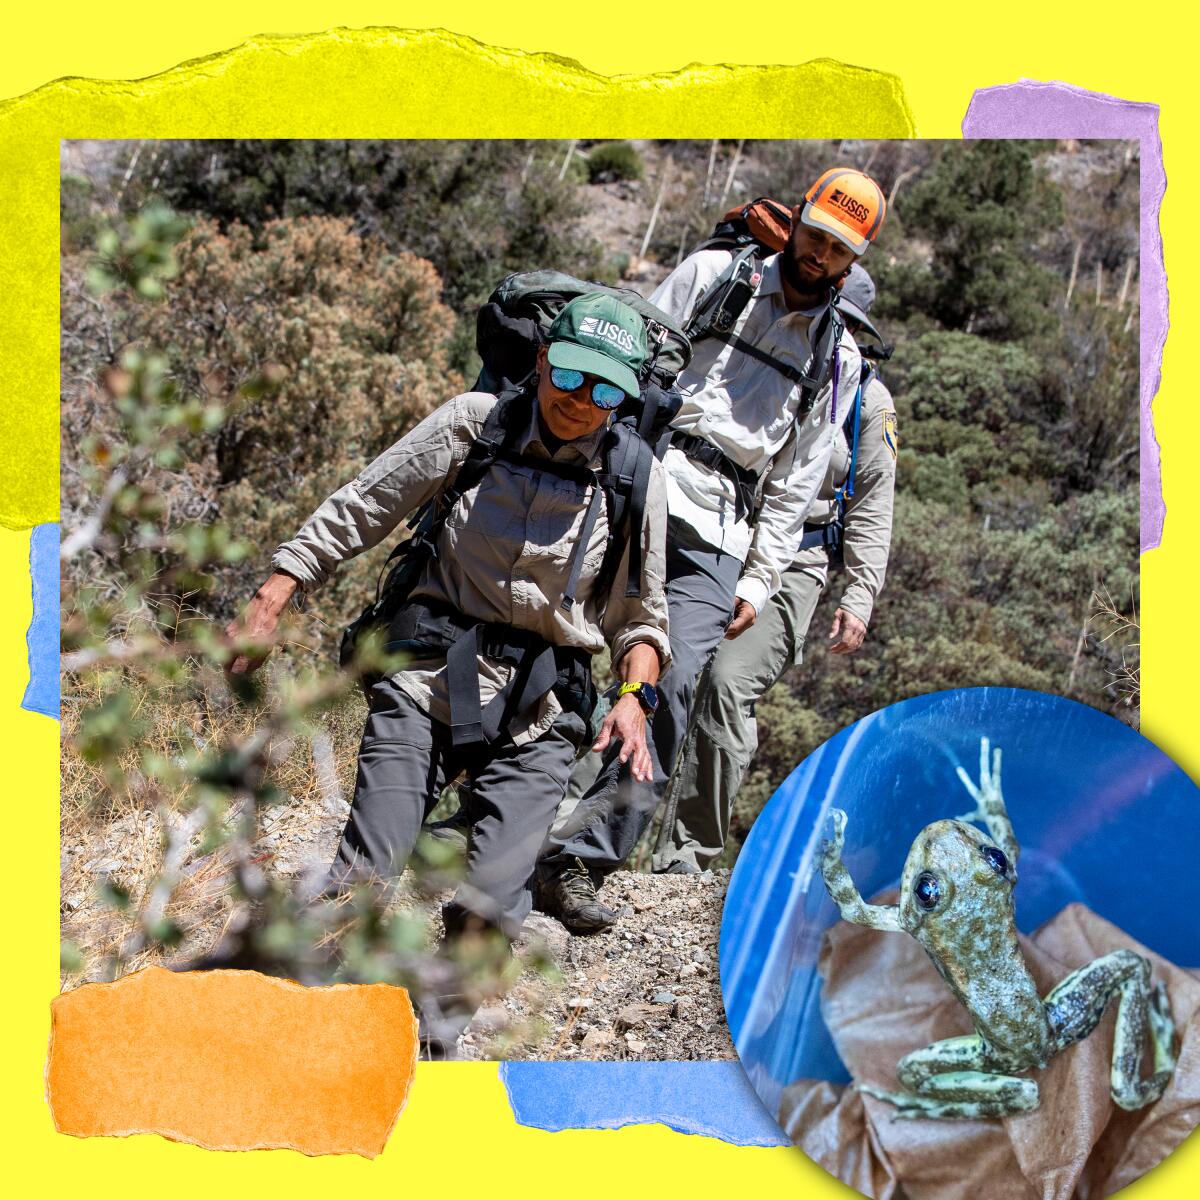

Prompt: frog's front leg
[
  {"left": 818, "top": 809, "right": 902, "bottom": 932},
  {"left": 861, "top": 1035, "right": 1040, "bottom": 1120},
  {"left": 955, "top": 737, "right": 1020, "bottom": 877},
  {"left": 1044, "top": 949, "right": 1177, "bottom": 1110}
]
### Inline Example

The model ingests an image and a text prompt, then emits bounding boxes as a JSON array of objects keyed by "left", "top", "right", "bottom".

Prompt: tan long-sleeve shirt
[
  {"left": 272, "top": 391, "right": 672, "bottom": 744},
  {"left": 649, "top": 250, "right": 863, "bottom": 615},
  {"left": 792, "top": 372, "right": 897, "bottom": 624}
]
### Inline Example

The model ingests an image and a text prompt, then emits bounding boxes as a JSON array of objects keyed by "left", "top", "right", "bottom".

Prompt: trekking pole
[{"left": 652, "top": 647, "right": 720, "bottom": 861}]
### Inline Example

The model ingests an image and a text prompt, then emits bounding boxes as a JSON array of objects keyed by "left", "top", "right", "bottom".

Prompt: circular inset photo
[{"left": 719, "top": 688, "right": 1199, "bottom": 1199}]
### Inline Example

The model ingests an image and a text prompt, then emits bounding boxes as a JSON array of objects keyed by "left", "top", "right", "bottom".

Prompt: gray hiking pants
[
  {"left": 331, "top": 677, "right": 587, "bottom": 940},
  {"left": 540, "top": 517, "right": 743, "bottom": 880},
  {"left": 653, "top": 567, "right": 825, "bottom": 871}
]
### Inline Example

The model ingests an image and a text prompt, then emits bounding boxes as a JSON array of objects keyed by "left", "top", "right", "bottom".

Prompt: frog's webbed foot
[
  {"left": 954, "top": 737, "right": 1020, "bottom": 873},
  {"left": 818, "top": 809, "right": 902, "bottom": 933},
  {"left": 860, "top": 1035, "right": 1039, "bottom": 1120},
  {"left": 1045, "top": 950, "right": 1178, "bottom": 1111},
  {"left": 819, "top": 807, "right": 847, "bottom": 861}
]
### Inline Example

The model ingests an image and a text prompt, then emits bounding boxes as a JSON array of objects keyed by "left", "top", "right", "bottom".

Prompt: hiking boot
[
  {"left": 654, "top": 859, "right": 701, "bottom": 876},
  {"left": 426, "top": 806, "right": 470, "bottom": 854},
  {"left": 536, "top": 859, "right": 617, "bottom": 934}
]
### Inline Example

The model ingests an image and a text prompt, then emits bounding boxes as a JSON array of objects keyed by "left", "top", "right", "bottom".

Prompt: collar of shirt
[
  {"left": 758, "top": 253, "right": 833, "bottom": 326},
  {"left": 520, "top": 401, "right": 608, "bottom": 467},
  {"left": 759, "top": 253, "right": 786, "bottom": 299}
]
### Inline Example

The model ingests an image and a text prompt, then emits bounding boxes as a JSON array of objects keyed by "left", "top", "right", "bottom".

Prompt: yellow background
[{"left": 3, "top": 3, "right": 1195, "bottom": 1193}]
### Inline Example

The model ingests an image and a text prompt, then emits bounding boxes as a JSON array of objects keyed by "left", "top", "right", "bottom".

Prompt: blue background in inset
[
  {"left": 22, "top": 522, "right": 59, "bottom": 719},
  {"left": 719, "top": 687, "right": 1200, "bottom": 1118}
]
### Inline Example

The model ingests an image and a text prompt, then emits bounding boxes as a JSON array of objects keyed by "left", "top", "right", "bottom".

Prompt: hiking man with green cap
[
  {"left": 228, "top": 291, "right": 671, "bottom": 970},
  {"left": 537, "top": 168, "right": 886, "bottom": 932}
]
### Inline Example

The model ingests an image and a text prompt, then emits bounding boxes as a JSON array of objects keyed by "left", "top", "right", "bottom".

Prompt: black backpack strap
[
  {"left": 594, "top": 422, "right": 656, "bottom": 601},
  {"left": 391, "top": 601, "right": 564, "bottom": 747},
  {"left": 704, "top": 330, "right": 813, "bottom": 388},
  {"left": 623, "top": 436, "right": 655, "bottom": 599},
  {"left": 668, "top": 432, "right": 757, "bottom": 524},
  {"left": 560, "top": 484, "right": 605, "bottom": 613},
  {"left": 801, "top": 293, "right": 846, "bottom": 418},
  {"left": 684, "top": 246, "right": 762, "bottom": 343},
  {"left": 437, "top": 389, "right": 529, "bottom": 515},
  {"left": 443, "top": 622, "right": 488, "bottom": 745},
  {"left": 688, "top": 259, "right": 846, "bottom": 418}
]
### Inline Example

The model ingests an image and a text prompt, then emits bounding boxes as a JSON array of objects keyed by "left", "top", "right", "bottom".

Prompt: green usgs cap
[{"left": 546, "top": 292, "right": 648, "bottom": 399}]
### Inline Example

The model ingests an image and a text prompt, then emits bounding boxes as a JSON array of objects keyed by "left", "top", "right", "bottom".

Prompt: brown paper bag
[{"left": 778, "top": 903, "right": 1200, "bottom": 1200}]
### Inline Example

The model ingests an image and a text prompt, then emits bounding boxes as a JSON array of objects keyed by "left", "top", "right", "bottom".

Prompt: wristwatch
[{"left": 617, "top": 681, "right": 660, "bottom": 717}]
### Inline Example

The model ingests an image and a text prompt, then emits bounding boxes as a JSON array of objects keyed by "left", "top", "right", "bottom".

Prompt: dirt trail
[
  {"left": 468, "top": 869, "right": 736, "bottom": 1061},
  {"left": 62, "top": 797, "right": 738, "bottom": 1062}
]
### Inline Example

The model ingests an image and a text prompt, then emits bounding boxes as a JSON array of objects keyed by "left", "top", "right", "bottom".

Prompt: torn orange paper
[{"left": 46, "top": 967, "right": 418, "bottom": 1157}]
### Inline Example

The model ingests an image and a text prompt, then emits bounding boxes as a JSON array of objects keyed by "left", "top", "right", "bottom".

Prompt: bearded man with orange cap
[{"left": 537, "top": 168, "right": 888, "bottom": 932}]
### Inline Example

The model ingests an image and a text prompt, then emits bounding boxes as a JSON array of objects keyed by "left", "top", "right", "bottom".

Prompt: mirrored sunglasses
[{"left": 549, "top": 366, "right": 626, "bottom": 411}]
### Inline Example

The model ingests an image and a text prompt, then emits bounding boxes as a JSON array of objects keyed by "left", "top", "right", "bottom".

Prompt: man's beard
[{"left": 781, "top": 246, "right": 841, "bottom": 304}]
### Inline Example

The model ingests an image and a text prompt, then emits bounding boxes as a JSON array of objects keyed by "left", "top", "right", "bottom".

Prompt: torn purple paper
[{"left": 963, "top": 80, "right": 1166, "bottom": 552}]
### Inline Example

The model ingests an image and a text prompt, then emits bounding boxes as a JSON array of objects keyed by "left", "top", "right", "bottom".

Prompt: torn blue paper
[
  {"left": 22, "top": 522, "right": 59, "bottom": 719},
  {"left": 499, "top": 1061, "right": 788, "bottom": 1145}
]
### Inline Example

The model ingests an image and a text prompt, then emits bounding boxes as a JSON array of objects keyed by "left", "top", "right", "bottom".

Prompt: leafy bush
[
  {"left": 881, "top": 141, "right": 1064, "bottom": 341},
  {"left": 59, "top": 207, "right": 543, "bottom": 1046},
  {"left": 587, "top": 142, "right": 644, "bottom": 184},
  {"left": 126, "top": 140, "right": 609, "bottom": 371},
  {"left": 64, "top": 214, "right": 464, "bottom": 641}
]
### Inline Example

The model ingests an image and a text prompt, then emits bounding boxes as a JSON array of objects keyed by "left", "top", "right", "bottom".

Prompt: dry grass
[
  {"left": 59, "top": 657, "right": 368, "bottom": 986},
  {"left": 1089, "top": 585, "right": 1140, "bottom": 713},
  {"left": 59, "top": 656, "right": 569, "bottom": 1058}
]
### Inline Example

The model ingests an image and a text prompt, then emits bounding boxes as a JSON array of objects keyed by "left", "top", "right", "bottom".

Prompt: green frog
[{"left": 818, "top": 738, "right": 1178, "bottom": 1119}]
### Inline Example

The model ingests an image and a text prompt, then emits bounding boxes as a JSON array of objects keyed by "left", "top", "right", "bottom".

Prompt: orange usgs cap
[{"left": 797, "top": 168, "right": 887, "bottom": 255}]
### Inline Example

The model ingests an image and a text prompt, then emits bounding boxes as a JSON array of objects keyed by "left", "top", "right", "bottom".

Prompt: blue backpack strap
[{"left": 836, "top": 361, "right": 872, "bottom": 507}]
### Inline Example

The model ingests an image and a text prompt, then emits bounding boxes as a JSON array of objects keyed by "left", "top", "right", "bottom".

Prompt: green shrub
[{"left": 587, "top": 142, "right": 644, "bottom": 184}]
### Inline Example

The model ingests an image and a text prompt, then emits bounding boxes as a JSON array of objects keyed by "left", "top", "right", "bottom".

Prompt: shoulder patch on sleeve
[{"left": 883, "top": 411, "right": 898, "bottom": 459}]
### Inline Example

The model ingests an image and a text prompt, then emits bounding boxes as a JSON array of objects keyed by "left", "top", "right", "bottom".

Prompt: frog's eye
[
  {"left": 914, "top": 872, "right": 941, "bottom": 910},
  {"left": 981, "top": 846, "right": 1008, "bottom": 877}
]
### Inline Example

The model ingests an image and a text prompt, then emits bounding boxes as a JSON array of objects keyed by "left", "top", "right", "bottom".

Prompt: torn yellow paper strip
[{"left": 46, "top": 967, "right": 418, "bottom": 1157}]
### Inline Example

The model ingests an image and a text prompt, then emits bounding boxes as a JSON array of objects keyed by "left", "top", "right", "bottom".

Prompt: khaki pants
[{"left": 653, "top": 568, "right": 825, "bottom": 871}]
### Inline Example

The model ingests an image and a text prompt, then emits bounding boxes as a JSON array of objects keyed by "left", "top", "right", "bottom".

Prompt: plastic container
[{"left": 719, "top": 687, "right": 1200, "bottom": 1119}]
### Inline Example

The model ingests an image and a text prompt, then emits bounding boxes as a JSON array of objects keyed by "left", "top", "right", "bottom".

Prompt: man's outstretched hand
[
  {"left": 591, "top": 695, "right": 653, "bottom": 782},
  {"left": 225, "top": 571, "right": 298, "bottom": 675}
]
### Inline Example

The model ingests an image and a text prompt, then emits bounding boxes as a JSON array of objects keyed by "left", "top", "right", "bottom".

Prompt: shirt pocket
[
  {"left": 765, "top": 389, "right": 801, "bottom": 441},
  {"left": 525, "top": 473, "right": 600, "bottom": 569},
  {"left": 443, "top": 467, "right": 529, "bottom": 557}
]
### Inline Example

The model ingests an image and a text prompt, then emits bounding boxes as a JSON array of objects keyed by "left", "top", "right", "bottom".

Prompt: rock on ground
[
  {"left": 459, "top": 869, "right": 737, "bottom": 1062},
  {"left": 62, "top": 800, "right": 738, "bottom": 1062}
]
